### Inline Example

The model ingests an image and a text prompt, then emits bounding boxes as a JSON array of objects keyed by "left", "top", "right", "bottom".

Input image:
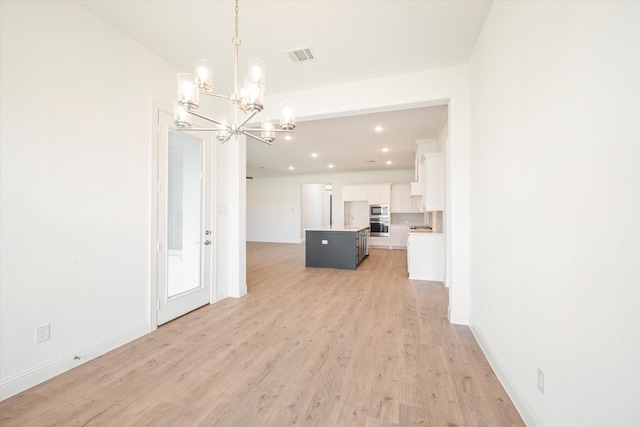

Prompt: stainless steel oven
[{"left": 369, "top": 217, "right": 389, "bottom": 237}]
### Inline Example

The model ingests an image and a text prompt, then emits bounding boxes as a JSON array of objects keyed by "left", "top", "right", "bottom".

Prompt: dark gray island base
[{"left": 305, "top": 227, "right": 369, "bottom": 270}]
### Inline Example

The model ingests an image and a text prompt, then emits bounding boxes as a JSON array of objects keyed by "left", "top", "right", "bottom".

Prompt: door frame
[{"left": 150, "top": 101, "right": 218, "bottom": 330}]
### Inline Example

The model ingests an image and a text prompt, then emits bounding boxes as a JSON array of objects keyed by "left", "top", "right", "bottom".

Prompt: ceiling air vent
[{"left": 287, "top": 47, "right": 315, "bottom": 63}]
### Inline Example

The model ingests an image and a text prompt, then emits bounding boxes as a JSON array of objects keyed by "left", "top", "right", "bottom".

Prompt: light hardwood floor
[{"left": 0, "top": 243, "right": 524, "bottom": 426}]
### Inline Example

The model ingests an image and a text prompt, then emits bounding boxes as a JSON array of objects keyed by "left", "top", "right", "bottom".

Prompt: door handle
[{"left": 204, "top": 240, "right": 211, "bottom": 245}]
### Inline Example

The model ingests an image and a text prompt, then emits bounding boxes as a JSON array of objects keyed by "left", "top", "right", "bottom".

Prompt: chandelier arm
[
  {"left": 187, "top": 110, "right": 232, "bottom": 130},
  {"left": 241, "top": 130, "right": 273, "bottom": 146},
  {"left": 176, "top": 127, "right": 224, "bottom": 132},
  {"left": 200, "top": 91, "right": 232, "bottom": 101},
  {"left": 236, "top": 109, "right": 260, "bottom": 130},
  {"left": 243, "top": 128, "right": 294, "bottom": 133},
  {"left": 235, "top": 102, "right": 248, "bottom": 114}
]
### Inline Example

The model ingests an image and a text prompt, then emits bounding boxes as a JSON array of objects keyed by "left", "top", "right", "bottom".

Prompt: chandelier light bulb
[
  {"left": 261, "top": 120, "right": 275, "bottom": 143},
  {"left": 195, "top": 59, "right": 213, "bottom": 91},
  {"left": 177, "top": 73, "right": 199, "bottom": 110},
  {"left": 243, "top": 77, "right": 264, "bottom": 112},
  {"left": 248, "top": 58, "right": 266, "bottom": 88},
  {"left": 279, "top": 101, "right": 296, "bottom": 130},
  {"left": 173, "top": 100, "right": 191, "bottom": 127}
]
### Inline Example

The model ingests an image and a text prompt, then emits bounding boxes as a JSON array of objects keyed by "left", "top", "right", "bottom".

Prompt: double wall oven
[{"left": 369, "top": 204, "right": 389, "bottom": 237}]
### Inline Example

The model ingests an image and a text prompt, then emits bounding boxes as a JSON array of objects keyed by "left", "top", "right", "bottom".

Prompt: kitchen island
[{"left": 305, "top": 226, "right": 369, "bottom": 270}]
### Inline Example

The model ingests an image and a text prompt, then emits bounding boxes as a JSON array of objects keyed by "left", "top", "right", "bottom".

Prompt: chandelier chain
[{"left": 233, "top": 0, "right": 241, "bottom": 46}]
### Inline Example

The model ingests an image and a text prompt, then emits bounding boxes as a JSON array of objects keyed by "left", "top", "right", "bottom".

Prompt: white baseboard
[
  {"left": 0, "top": 322, "right": 150, "bottom": 401},
  {"left": 470, "top": 325, "right": 541, "bottom": 427}
]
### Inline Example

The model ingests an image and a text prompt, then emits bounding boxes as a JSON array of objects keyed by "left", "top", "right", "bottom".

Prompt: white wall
[
  {"left": 436, "top": 109, "right": 448, "bottom": 154},
  {"left": 468, "top": 2, "right": 640, "bottom": 426},
  {"left": 247, "top": 170, "right": 414, "bottom": 243},
  {"left": 214, "top": 135, "right": 247, "bottom": 300},
  {"left": 301, "top": 183, "right": 326, "bottom": 235},
  {"left": 0, "top": 1, "right": 180, "bottom": 398},
  {"left": 344, "top": 201, "right": 369, "bottom": 228}
]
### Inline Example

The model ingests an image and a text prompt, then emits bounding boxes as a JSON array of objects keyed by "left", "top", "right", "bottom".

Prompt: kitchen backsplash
[
  {"left": 390, "top": 213, "right": 426, "bottom": 226},
  {"left": 391, "top": 211, "right": 444, "bottom": 232}
]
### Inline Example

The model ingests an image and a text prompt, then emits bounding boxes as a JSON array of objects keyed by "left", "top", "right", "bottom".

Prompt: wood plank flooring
[{"left": 0, "top": 243, "right": 524, "bottom": 426}]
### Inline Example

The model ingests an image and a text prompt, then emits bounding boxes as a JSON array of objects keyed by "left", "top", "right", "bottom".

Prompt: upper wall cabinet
[
  {"left": 343, "top": 184, "right": 390, "bottom": 205},
  {"left": 422, "top": 153, "right": 445, "bottom": 211},
  {"left": 391, "top": 184, "right": 420, "bottom": 213},
  {"left": 367, "top": 184, "right": 391, "bottom": 205},
  {"left": 409, "top": 181, "right": 423, "bottom": 196},
  {"left": 343, "top": 185, "right": 368, "bottom": 202}
]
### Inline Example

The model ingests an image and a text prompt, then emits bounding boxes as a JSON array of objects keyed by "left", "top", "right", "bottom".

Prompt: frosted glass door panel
[{"left": 167, "top": 131, "right": 203, "bottom": 297}]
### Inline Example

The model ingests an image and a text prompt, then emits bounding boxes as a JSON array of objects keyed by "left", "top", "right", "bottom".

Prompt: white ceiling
[
  {"left": 80, "top": 0, "right": 491, "bottom": 177},
  {"left": 246, "top": 105, "right": 448, "bottom": 177}
]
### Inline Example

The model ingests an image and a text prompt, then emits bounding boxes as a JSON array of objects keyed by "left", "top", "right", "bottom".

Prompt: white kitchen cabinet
[
  {"left": 367, "top": 184, "right": 391, "bottom": 205},
  {"left": 368, "top": 236, "right": 389, "bottom": 248},
  {"left": 422, "top": 153, "right": 445, "bottom": 211},
  {"left": 389, "top": 224, "right": 408, "bottom": 248},
  {"left": 391, "top": 183, "right": 420, "bottom": 213},
  {"left": 342, "top": 185, "right": 368, "bottom": 202},
  {"left": 343, "top": 184, "right": 390, "bottom": 205},
  {"left": 407, "top": 232, "right": 445, "bottom": 281},
  {"left": 391, "top": 184, "right": 409, "bottom": 213},
  {"left": 409, "top": 181, "right": 422, "bottom": 196}
]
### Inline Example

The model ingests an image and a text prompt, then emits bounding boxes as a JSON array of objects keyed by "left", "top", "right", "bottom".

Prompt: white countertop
[
  {"left": 305, "top": 226, "right": 370, "bottom": 233},
  {"left": 408, "top": 230, "right": 444, "bottom": 235}
]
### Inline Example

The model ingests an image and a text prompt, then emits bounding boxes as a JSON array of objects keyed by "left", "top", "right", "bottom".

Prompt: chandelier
[{"left": 173, "top": 0, "right": 295, "bottom": 145}]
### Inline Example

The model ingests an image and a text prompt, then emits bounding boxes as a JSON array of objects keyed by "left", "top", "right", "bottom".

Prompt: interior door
[{"left": 156, "top": 110, "right": 212, "bottom": 325}]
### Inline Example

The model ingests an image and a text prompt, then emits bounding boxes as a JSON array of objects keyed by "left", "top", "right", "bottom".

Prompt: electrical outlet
[
  {"left": 537, "top": 368, "right": 545, "bottom": 394},
  {"left": 35, "top": 324, "right": 50, "bottom": 344}
]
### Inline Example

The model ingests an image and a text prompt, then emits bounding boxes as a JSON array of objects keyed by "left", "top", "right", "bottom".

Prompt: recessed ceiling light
[
  {"left": 288, "top": 166, "right": 294, "bottom": 170},
  {"left": 311, "top": 153, "right": 318, "bottom": 158},
  {"left": 386, "top": 161, "right": 392, "bottom": 165},
  {"left": 284, "top": 135, "right": 292, "bottom": 141},
  {"left": 328, "top": 164, "right": 334, "bottom": 169},
  {"left": 382, "top": 147, "right": 389, "bottom": 153},
  {"left": 375, "top": 126, "right": 383, "bottom": 132}
]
